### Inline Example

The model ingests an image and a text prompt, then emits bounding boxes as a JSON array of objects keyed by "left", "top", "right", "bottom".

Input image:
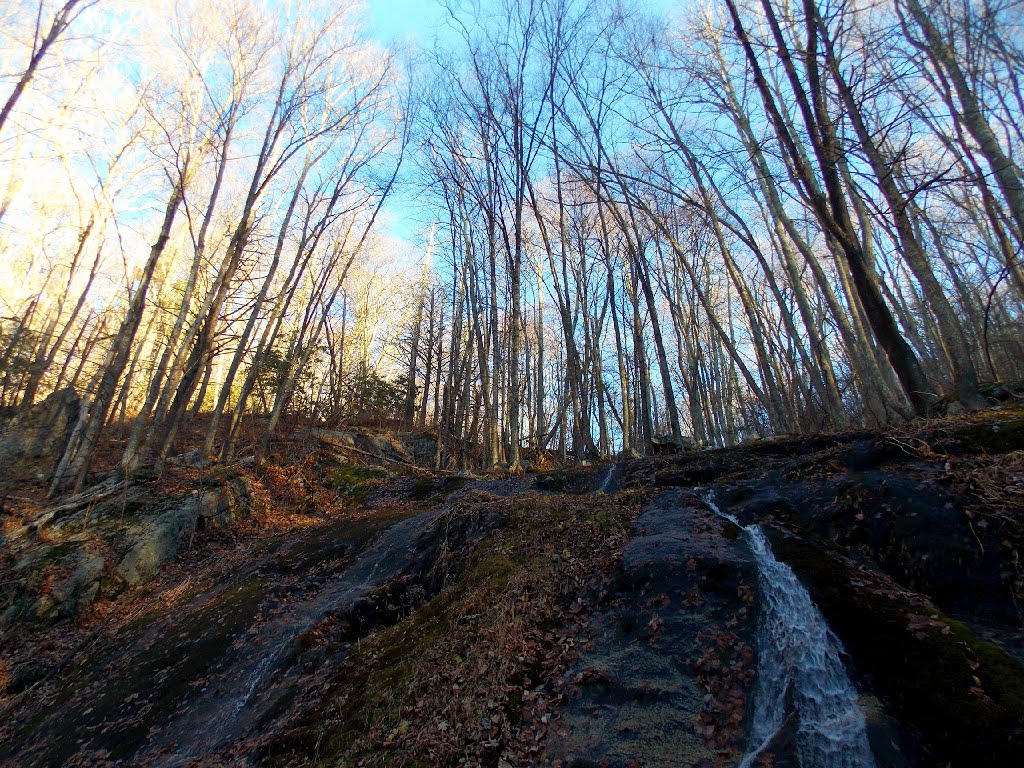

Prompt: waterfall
[
  {"left": 703, "top": 492, "right": 877, "bottom": 768},
  {"left": 597, "top": 463, "right": 617, "bottom": 494}
]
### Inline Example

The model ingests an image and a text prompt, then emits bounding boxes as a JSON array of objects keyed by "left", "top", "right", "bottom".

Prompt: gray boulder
[
  {"left": 116, "top": 494, "right": 203, "bottom": 587},
  {"left": 649, "top": 433, "right": 697, "bottom": 455},
  {"left": 50, "top": 552, "right": 105, "bottom": 606},
  {"left": 2, "top": 472, "right": 258, "bottom": 627},
  {"left": 116, "top": 474, "right": 257, "bottom": 587},
  {"left": 36, "top": 552, "right": 107, "bottom": 621},
  {"left": 313, "top": 428, "right": 438, "bottom": 468},
  {"left": 356, "top": 434, "right": 410, "bottom": 463},
  {"left": 167, "top": 449, "right": 217, "bottom": 469},
  {"left": 314, "top": 429, "right": 358, "bottom": 449}
]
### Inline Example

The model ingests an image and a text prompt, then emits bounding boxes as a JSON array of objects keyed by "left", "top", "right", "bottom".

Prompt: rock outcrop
[
  {"left": 311, "top": 428, "right": 437, "bottom": 467},
  {"left": 546, "top": 491, "right": 757, "bottom": 767},
  {"left": 0, "top": 471, "right": 257, "bottom": 626},
  {"left": 0, "top": 388, "right": 80, "bottom": 492},
  {"left": 2, "top": 409, "right": 1023, "bottom": 767}
]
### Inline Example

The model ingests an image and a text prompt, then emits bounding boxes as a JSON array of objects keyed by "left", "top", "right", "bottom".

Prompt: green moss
[
  {"left": 292, "top": 545, "right": 517, "bottom": 764},
  {"left": 408, "top": 475, "right": 469, "bottom": 501},
  {"left": 327, "top": 466, "right": 389, "bottom": 501},
  {"left": 38, "top": 540, "right": 77, "bottom": 565},
  {"left": 265, "top": 494, "right": 636, "bottom": 767},
  {"left": 943, "top": 617, "right": 1024, "bottom": 716},
  {"left": 409, "top": 476, "right": 436, "bottom": 499},
  {"left": 955, "top": 416, "right": 1024, "bottom": 454}
]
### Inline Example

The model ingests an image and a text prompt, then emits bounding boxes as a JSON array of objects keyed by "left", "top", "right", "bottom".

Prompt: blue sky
[
  {"left": 368, "top": 0, "right": 449, "bottom": 43},
  {"left": 367, "top": 0, "right": 680, "bottom": 43},
  {"left": 367, "top": 1, "right": 470, "bottom": 246}
]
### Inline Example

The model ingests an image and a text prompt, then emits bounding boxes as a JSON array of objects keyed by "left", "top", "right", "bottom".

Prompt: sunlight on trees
[{"left": 1, "top": 0, "right": 1022, "bottom": 481}]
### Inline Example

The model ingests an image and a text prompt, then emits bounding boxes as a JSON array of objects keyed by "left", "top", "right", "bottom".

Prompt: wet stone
[{"left": 546, "top": 490, "right": 757, "bottom": 767}]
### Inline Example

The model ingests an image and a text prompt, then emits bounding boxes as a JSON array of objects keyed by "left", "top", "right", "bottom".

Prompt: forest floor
[{"left": 1, "top": 405, "right": 1023, "bottom": 767}]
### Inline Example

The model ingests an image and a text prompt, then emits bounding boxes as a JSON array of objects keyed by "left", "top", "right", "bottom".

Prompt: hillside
[{"left": 1, "top": 406, "right": 1023, "bottom": 767}]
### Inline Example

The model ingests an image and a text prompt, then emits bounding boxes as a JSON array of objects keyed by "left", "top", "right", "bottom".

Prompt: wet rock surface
[
  {"left": 546, "top": 491, "right": 757, "bottom": 767},
  {"left": 765, "top": 527, "right": 1024, "bottom": 767},
  {"left": 139, "top": 507, "right": 466, "bottom": 767},
  {"left": 311, "top": 428, "right": 438, "bottom": 467},
  {"left": 1, "top": 493, "right": 502, "bottom": 767}
]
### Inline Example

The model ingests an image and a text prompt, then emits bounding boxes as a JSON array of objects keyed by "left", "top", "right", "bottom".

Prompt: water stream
[
  {"left": 703, "top": 491, "right": 877, "bottom": 768},
  {"left": 597, "top": 463, "right": 617, "bottom": 494},
  {"left": 144, "top": 508, "right": 444, "bottom": 767}
]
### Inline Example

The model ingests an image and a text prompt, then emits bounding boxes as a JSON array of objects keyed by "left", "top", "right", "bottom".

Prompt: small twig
[
  {"left": 966, "top": 517, "right": 986, "bottom": 556},
  {"left": 81, "top": 497, "right": 96, "bottom": 531}
]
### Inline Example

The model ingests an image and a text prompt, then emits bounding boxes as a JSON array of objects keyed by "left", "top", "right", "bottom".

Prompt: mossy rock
[
  {"left": 327, "top": 466, "right": 389, "bottom": 500},
  {"left": 266, "top": 541, "right": 523, "bottom": 764},
  {"left": 261, "top": 493, "right": 635, "bottom": 767},
  {"left": 954, "top": 416, "right": 1024, "bottom": 455},
  {"left": 407, "top": 474, "right": 469, "bottom": 501},
  {"left": 36, "top": 540, "right": 78, "bottom": 566}
]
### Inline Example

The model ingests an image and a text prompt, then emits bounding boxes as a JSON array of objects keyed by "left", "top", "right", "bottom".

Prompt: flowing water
[
  {"left": 597, "top": 463, "right": 618, "bottom": 494},
  {"left": 703, "top": 492, "right": 877, "bottom": 768},
  {"left": 144, "top": 508, "right": 445, "bottom": 767}
]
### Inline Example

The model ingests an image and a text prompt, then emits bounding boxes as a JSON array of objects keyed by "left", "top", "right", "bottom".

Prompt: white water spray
[{"left": 703, "top": 492, "right": 876, "bottom": 768}]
